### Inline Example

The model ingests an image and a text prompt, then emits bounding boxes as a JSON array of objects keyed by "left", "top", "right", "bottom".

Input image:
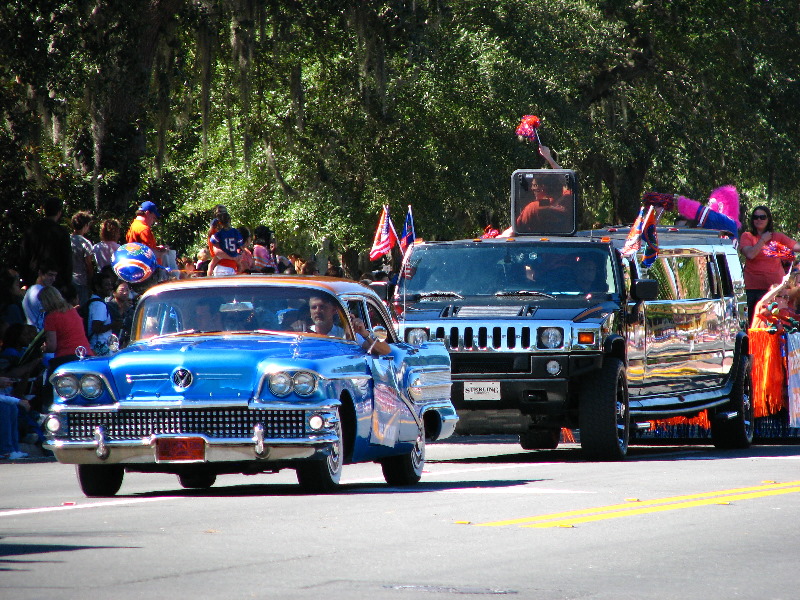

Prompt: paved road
[{"left": 2, "top": 438, "right": 800, "bottom": 599}]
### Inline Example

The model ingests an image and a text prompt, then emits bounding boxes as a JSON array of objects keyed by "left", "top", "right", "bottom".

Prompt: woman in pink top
[
  {"left": 740, "top": 205, "right": 800, "bottom": 322},
  {"left": 39, "top": 285, "right": 94, "bottom": 374}
]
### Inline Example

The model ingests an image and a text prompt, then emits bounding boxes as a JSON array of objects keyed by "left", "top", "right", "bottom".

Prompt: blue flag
[{"left": 399, "top": 205, "right": 415, "bottom": 254}]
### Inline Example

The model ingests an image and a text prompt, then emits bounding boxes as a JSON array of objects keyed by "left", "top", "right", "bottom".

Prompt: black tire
[
  {"left": 296, "top": 422, "right": 343, "bottom": 493},
  {"left": 76, "top": 464, "right": 124, "bottom": 497},
  {"left": 519, "top": 428, "right": 560, "bottom": 450},
  {"left": 381, "top": 430, "right": 425, "bottom": 486},
  {"left": 711, "top": 355, "right": 754, "bottom": 449},
  {"left": 578, "top": 357, "right": 630, "bottom": 461},
  {"left": 178, "top": 469, "right": 217, "bottom": 489}
]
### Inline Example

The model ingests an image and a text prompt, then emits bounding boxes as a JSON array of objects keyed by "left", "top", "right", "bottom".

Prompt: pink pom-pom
[{"left": 708, "top": 185, "right": 740, "bottom": 229}]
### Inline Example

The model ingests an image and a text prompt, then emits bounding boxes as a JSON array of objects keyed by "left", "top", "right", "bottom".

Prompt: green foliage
[{"left": 1, "top": 0, "right": 800, "bottom": 270}]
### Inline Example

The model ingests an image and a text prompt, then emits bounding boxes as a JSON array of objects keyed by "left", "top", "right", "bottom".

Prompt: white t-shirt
[
  {"left": 88, "top": 295, "right": 112, "bottom": 347},
  {"left": 92, "top": 241, "right": 120, "bottom": 270},
  {"left": 22, "top": 284, "right": 45, "bottom": 329},
  {"left": 71, "top": 234, "right": 94, "bottom": 286}
]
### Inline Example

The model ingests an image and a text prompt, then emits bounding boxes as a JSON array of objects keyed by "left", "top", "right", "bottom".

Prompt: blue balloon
[{"left": 113, "top": 243, "right": 158, "bottom": 283}]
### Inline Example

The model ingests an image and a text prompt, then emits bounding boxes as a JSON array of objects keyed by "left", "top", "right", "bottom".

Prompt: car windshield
[
  {"left": 131, "top": 285, "right": 352, "bottom": 341},
  {"left": 398, "top": 242, "right": 617, "bottom": 299}
]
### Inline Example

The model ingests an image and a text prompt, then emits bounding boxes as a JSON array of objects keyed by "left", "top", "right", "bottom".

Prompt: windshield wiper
[
  {"left": 150, "top": 329, "right": 197, "bottom": 340},
  {"left": 418, "top": 291, "right": 464, "bottom": 299},
  {"left": 495, "top": 291, "right": 555, "bottom": 299}
]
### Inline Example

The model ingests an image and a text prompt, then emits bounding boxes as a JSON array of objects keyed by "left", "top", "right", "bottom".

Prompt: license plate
[
  {"left": 155, "top": 437, "right": 205, "bottom": 462},
  {"left": 463, "top": 381, "right": 501, "bottom": 401}
]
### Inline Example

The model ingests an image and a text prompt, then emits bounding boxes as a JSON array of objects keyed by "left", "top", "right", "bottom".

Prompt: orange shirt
[
  {"left": 740, "top": 231, "right": 797, "bottom": 290},
  {"left": 126, "top": 217, "right": 161, "bottom": 264}
]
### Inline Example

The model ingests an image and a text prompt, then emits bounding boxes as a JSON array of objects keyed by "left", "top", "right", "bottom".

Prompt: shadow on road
[
  {"left": 125, "top": 476, "right": 549, "bottom": 498},
  {"left": 0, "top": 540, "right": 134, "bottom": 572}
]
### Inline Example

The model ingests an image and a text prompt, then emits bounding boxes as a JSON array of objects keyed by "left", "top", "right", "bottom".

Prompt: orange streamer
[
  {"left": 749, "top": 328, "right": 787, "bottom": 417},
  {"left": 650, "top": 411, "right": 711, "bottom": 430}
]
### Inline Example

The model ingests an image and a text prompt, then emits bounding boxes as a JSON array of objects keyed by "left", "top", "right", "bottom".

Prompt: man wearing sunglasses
[{"left": 740, "top": 205, "right": 800, "bottom": 322}]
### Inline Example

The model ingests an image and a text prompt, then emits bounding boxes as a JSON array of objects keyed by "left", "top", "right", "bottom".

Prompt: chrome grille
[
  {"left": 62, "top": 409, "right": 307, "bottom": 441},
  {"left": 434, "top": 325, "right": 534, "bottom": 351}
]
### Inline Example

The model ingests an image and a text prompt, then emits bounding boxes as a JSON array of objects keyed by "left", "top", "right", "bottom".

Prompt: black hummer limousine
[{"left": 395, "top": 169, "right": 751, "bottom": 460}]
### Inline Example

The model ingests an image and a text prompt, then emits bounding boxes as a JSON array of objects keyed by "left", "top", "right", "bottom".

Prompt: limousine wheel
[
  {"left": 711, "top": 355, "right": 754, "bottom": 449},
  {"left": 578, "top": 357, "right": 629, "bottom": 461},
  {"left": 381, "top": 430, "right": 425, "bottom": 486},
  {"left": 76, "top": 464, "right": 124, "bottom": 497},
  {"left": 296, "top": 422, "right": 344, "bottom": 493},
  {"left": 519, "top": 428, "right": 560, "bottom": 450},
  {"left": 178, "top": 469, "right": 217, "bottom": 489}
]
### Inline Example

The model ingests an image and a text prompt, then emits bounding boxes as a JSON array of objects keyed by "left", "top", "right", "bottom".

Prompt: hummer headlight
[
  {"left": 538, "top": 327, "right": 564, "bottom": 349},
  {"left": 53, "top": 374, "right": 80, "bottom": 399},
  {"left": 268, "top": 372, "right": 293, "bottom": 397},
  {"left": 407, "top": 328, "right": 429, "bottom": 345},
  {"left": 80, "top": 374, "right": 104, "bottom": 399}
]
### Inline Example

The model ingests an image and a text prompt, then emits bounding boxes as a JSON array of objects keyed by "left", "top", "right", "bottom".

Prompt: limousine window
[
  {"left": 716, "top": 253, "right": 734, "bottom": 296},
  {"left": 674, "top": 255, "right": 713, "bottom": 300},
  {"left": 648, "top": 256, "right": 678, "bottom": 300}
]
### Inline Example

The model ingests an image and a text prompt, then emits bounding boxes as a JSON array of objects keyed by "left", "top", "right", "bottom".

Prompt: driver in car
[{"left": 308, "top": 293, "right": 390, "bottom": 355}]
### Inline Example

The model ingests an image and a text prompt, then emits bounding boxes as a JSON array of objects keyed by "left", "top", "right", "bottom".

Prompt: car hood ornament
[{"left": 172, "top": 368, "right": 193, "bottom": 389}]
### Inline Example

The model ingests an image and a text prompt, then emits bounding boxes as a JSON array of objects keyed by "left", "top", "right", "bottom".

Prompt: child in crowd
[{"left": 207, "top": 211, "right": 243, "bottom": 276}]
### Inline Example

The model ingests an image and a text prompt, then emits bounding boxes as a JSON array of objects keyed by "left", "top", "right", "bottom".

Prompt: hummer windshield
[{"left": 398, "top": 242, "right": 618, "bottom": 300}]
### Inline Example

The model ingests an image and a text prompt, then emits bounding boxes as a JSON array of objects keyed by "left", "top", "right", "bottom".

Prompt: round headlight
[
  {"left": 308, "top": 414, "right": 325, "bottom": 431},
  {"left": 546, "top": 360, "right": 562, "bottom": 376},
  {"left": 407, "top": 328, "right": 429, "bottom": 345},
  {"left": 293, "top": 371, "right": 317, "bottom": 396},
  {"left": 539, "top": 327, "right": 564, "bottom": 349},
  {"left": 53, "top": 375, "right": 79, "bottom": 399},
  {"left": 268, "top": 372, "right": 293, "bottom": 397},
  {"left": 44, "top": 415, "right": 62, "bottom": 433},
  {"left": 80, "top": 374, "right": 104, "bottom": 399}
]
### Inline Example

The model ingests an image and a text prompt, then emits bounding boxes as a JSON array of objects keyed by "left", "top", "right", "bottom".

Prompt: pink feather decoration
[{"left": 708, "top": 185, "right": 741, "bottom": 230}]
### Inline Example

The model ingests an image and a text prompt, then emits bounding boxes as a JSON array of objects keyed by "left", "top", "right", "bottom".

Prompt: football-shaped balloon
[{"left": 113, "top": 243, "right": 158, "bottom": 283}]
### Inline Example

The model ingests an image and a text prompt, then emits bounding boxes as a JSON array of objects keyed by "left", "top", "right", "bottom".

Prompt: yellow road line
[
  {"left": 476, "top": 481, "right": 800, "bottom": 528},
  {"left": 525, "top": 486, "right": 800, "bottom": 528}
]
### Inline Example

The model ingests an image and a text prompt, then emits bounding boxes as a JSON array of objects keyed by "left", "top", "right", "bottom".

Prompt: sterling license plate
[
  {"left": 463, "top": 381, "right": 501, "bottom": 401},
  {"left": 155, "top": 437, "right": 206, "bottom": 462}
]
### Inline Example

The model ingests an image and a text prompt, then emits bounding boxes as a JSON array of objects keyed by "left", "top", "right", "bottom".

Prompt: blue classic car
[{"left": 43, "top": 276, "right": 456, "bottom": 496}]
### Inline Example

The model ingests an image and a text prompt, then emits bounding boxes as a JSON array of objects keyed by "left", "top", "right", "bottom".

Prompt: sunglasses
[{"left": 752, "top": 214, "right": 768, "bottom": 221}]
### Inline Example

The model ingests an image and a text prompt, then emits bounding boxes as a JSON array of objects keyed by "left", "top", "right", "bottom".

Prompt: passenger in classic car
[
  {"left": 193, "top": 297, "right": 222, "bottom": 331},
  {"left": 308, "top": 293, "right": 390, "bottom": 355}
]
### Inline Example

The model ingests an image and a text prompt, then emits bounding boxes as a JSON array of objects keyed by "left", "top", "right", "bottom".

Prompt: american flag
[
  {"left": 369, "top": 205, "right": 398, "bottom": 260},
  {"left": 399, "top": 205, "right": 415, "bottom": 254}
]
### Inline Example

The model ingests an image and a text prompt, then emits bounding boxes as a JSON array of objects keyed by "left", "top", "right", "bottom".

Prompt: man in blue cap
[{"left": 126, "top": 200, "right": 166, "bottom": 264}]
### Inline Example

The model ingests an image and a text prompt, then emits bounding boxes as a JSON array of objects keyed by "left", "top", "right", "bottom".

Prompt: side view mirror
[
  {"left": 632, "top": 279, "right": 658, "bottom": 301},
  {"left": 372, "top": 326, "right": 389, "bottom": 342}
]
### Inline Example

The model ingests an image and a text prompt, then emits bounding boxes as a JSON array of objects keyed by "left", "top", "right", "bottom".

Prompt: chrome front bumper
[{"left": 44, "top": 432, "right": 338, "bottom": 465}]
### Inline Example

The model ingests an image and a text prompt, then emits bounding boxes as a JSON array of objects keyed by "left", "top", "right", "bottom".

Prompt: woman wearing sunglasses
[{"left": 740, "top": 205, "right": 800, "bottom": 322}]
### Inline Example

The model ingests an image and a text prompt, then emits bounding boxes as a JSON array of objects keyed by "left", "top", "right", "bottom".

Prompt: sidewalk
[{"left": 0, "top": 441, "right": 56, "bottom": 463}]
